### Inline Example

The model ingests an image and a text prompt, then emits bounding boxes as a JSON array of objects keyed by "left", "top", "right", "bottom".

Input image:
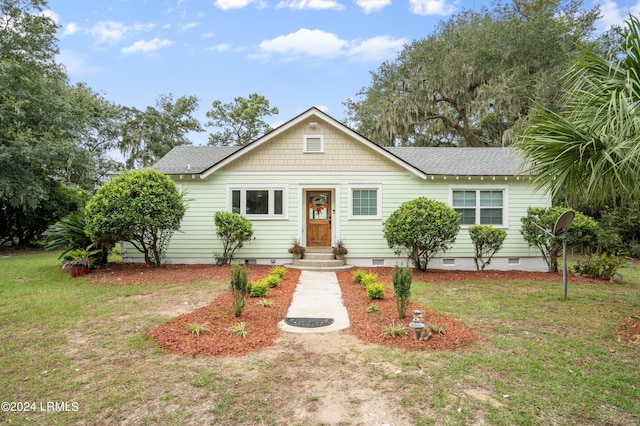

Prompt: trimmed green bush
[
  {"left": 366, "top": 282, "right": 385, "bottom": 299},
  {"left": 469, "top": 225, "right": 507, "bottom": 271},
  {"left": 383, "top": 197, "right": 460, "bottom": 271},
  {"left": 360, "top": 273, "right": 378, "bottom": 287},
  {"left": 249, "top": 280, "right": 268, "bottom": 297},
  {"left": 214, "top": 211, "right": 254, "bottom": 265},
  {"left": 269, "top": 266, "right": 287, "bottom": 279},
  {"left": 352, "top": 269, "right": 367, "bottom": 283},
  {"left": 264, "top": 275, "right": 280, "bottom": 288}
]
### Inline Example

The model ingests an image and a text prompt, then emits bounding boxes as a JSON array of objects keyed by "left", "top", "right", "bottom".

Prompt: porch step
[{"left": 289, "top": 248, "right": 352, "bottom": 271}]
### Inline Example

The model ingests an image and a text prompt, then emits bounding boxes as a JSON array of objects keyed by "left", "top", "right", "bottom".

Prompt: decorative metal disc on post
[{"left": 531, "top": 210, "right": 575, "bottom": 298}]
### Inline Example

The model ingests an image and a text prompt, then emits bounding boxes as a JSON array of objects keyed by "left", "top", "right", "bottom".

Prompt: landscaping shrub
[
  {"left": 269, "top": 266, "right": 287, "bottom": 279},
  {"left": 392, "top": 264, "right": 412, "bottom": 319},
  {"left": 366, "top": 282, "right": 385, "bottom": 299},
  {"left": 352, "top": 269, "right": 367, "bottom": 283},
  {"left": 469, "top": 225, "right": 507, "bottom": 271},
  {"left": 249, "top": 280, "right": 268, "bottom": 297},
  {"left": 230, "top": 264, "right": 249, "bottom": 317},
  {"left": 214, "top": 211, "right": 254, "bottom": 265},
  {"left": 359, "top": 272, "right": 378, "bottom": 287},
  {"left": 573, "top": 254, "right": 626, "bottom": 280},
  {"left": 383, "top": 197, "right": 460, "bottom": 271},
  {"left": 264, "top": 275, "right": 280, "bottom": 288}
]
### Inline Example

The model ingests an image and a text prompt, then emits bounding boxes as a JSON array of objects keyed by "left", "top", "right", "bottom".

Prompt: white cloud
[
  {"left": 214, "top": 0, "right": 255, "bottom": 10},
  {"left": 409, "top": 0, "right": 456, "bottom": 16},
  {"left": 181, "top": 21, "right": 200, "bottom": 30},
  {"left": 252, "top": 28, "right": 405, "bottom": 63},
  {"left": 39, "top": 10, "right": 60, "bottom": 24},
  {"left": 256, "top": 28, "right": 348, "bottom": 59},
  {"left": 596, "top": 0, "right": 640, "bottom": 31},
  {"left": 57, "top": 49, "right": 101, "bottom": 75},
  {"left": 90, "top": 21, "right": 128, "bottom": 44},
  {"left": 205, "top": 42, "right": 232, "bottom": 51},
  {"left": 61, "top": 21, "right": 79, "bottom": 36},
  {"left": 354, "top": 0, "right": 391, "bottom": 13},
  {"left": 276, "top": 0, "right": 344, "bottom": 11},
  {"left": 121, "top": 38, "right": 174, "bottom": 55},
  {"left": 347, "top": 35, "right": 407, "bottom": 62},
  {"left": 132, "top": 23, "right": 156, "bottom": 31}
]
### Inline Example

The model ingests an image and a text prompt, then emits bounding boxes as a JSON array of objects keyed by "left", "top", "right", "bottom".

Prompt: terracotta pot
[{"left": 69, "top": 266, "right": 90, "bottom": 277}]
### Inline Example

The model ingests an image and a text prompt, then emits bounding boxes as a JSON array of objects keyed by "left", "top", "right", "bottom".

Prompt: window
[
  {"left": 229, "top": 186, "right": 287, "bottom": 219},
  {"left": 451, "top": 188, "right": 506, "bottom": 226},
  {"left": 304, "top": 135, "right": 324, "bottom": 153},
  {"left": 349, "top": 185, "right": 382, "bottom": 219}
]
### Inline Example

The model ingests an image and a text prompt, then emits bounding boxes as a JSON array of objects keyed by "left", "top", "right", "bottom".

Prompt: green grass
[{"left": 0, "top": 251, "right": 638, "bottom": 425}]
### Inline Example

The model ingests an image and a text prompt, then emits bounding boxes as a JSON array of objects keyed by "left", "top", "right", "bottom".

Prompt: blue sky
[{"left": 45, "top": 0, "right": 640, "bottom": 145}]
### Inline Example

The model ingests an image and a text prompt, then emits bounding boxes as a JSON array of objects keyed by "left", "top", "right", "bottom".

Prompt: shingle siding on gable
[{"left": 216, "top": 119, "right": 407, "bottom": 174}]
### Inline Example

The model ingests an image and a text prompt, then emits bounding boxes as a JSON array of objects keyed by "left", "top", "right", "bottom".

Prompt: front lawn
[{"left": 0, "top": 251, "right": 637, "bottom": 425}]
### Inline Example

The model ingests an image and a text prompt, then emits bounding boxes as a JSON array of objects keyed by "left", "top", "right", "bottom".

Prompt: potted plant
[
  {"left": 288, "top": 239, "right": 305, "bottom": 259},
  {"left": 333, "top": 239, "right": 348, "bottom": 260},
  {"left": 61, "top": 249, "right": 93, "bottom": 277}
]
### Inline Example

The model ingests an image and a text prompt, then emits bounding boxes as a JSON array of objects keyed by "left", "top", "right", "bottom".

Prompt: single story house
[{"left": 124, "top": 107, "right": 550, "bottom": 271}]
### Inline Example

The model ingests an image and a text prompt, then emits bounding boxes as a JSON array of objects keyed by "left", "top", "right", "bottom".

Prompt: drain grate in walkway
[{"left": 284, "top": 317, "right": 334, "bottom": 328}]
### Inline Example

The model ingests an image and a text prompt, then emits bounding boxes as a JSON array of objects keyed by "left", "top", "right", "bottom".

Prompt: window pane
[
  {"left": 353, "top": 190, "right": 377, "bottom": 216},
  {"left": 480, "top": 208, "right": 503, "bottom": 225},
  {"left": 274, "top": 190, "right": 283, "bottom": 215},
  {"left": 453, "top": 191, "right": 476, "bottom": 207},
  {"left": 480, "top": 191, "right": 503, "bottom": 207},
  {"left": 232, "top": 190, "right": 241, "bottom": 214},
  {"left": 455, "top": 208, "right": 476, "bottom": 225},
  {"left": 246, "top": 190, "right": 269, "bottom": 215}
]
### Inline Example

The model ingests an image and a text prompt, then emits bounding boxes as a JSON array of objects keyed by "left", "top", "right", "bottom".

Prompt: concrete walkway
[{"left": 278, "top": 270, "right": 350, "bottom": 333}]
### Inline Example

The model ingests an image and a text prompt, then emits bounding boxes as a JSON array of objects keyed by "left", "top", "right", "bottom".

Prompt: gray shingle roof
[
  {"left": 151, "top": 145, "right": 529, "bottom": 177},
  {"left": 151, "top": 146, "right": 242, "bottom": 174},
  {"left": 386, "top": 147, "right": 530, "bottom": 176}
]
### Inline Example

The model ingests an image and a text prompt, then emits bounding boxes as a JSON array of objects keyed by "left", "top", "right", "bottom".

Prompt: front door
[{"left": 306, "top": 190, "right": 331, "bottom": 247}]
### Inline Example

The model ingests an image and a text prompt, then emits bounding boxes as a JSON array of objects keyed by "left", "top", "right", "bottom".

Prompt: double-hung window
[
  {"left": 451, "top": 188, "right": 506, "bottom": 226},
  {"left": 229, "top": 186, "right": 287, "bottom": 219},
  {"left": 349, "top": 185, "right": 382, "bottom": 219}
]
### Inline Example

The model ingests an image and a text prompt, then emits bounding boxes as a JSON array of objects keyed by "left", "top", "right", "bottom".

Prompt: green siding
[{"left": 123, "top": 172, "right": 548, "bottom": 263}]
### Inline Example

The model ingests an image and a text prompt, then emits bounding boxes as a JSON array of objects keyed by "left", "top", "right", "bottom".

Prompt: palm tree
[{"left": 517, "top": 15, "right": 640, "bottom": 207}]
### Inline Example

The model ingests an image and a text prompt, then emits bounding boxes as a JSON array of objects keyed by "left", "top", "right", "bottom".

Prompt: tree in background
[
  {"left": 383, "top": 198, "right": 460, "bottom": 271},
  {"left": 85, "top": 170, "right": 186, "bottom": 268},
  {"left": 345, "top": 0, "right": 600, "bottom": 147},
  {"left": 518, "top": 14, "right": 640, "bottom": 208},
  {"left": 119, "top": 94, "right": 203, "bottom": 169},
  {"left": 206, "top": 93, "right": 278, "bottom": 146}
]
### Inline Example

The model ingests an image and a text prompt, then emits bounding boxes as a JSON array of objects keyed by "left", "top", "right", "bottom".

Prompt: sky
[{"left": 44, "top": 0, "right": 640, "bottom": 145}]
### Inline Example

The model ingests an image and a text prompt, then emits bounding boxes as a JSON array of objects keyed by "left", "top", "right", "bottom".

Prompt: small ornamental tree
[
  {"left": 468, "top": 225, "right": 507, "bottom": 271},
  {"left": 383, "top": 198, "right": 460, "bottom": 271},
  {"left": 230, "top": 264, "right": 249, "bottom": 317},
  {"left": 85, "top": 169, "right": 186, "bottom": 268},
  {"left": 214, "top": 211, "right": 254, "bottom": 265},
  {"left": 521, "top": 207, "right": 600, "bottom": 272},
  {"left": 392, "top": 264, "right": 412, "bottom": 319}
]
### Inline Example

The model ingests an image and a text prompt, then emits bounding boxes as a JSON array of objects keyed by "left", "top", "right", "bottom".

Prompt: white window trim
[
  {"left": 348, "top": 184, "right": 382, "bottom": 220},
  {"left": 303, "top": 134, "right": 324, "bottom": 153},
  {"left": 227, "top": 184, "right": 289, "bottom": 220},
  {"left": 449, "top": 185, "right": 509, "bottom": 228}
]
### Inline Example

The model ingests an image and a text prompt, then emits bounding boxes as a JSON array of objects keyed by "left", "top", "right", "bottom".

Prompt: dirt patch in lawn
[{"left": 88, "top": 263, "right": 604, "bottom": 356}]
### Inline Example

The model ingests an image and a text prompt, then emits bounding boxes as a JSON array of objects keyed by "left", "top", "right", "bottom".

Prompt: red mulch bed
[{"left": 87, "top": 263, "right": 607, "bottom": 356}]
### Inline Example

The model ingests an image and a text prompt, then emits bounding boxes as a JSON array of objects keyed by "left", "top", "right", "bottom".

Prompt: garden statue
[{"left": 409, "top": 310, "right": 431, "bottom": 341}]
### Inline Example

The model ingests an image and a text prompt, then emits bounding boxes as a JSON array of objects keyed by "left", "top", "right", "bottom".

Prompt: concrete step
[
  {"left": 292, "top": 258, "right": 345, "bottom": 268},
  {"left": 287, "top": 263, "right": 354, "bottom": 272},
  {"left": 303, "top": 252, "right": 336, "bottom": 261}
]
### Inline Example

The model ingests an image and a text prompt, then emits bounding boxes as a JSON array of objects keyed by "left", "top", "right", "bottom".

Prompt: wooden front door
[{"left": 306, "top": 190, "right": 331, "bottom": 247}]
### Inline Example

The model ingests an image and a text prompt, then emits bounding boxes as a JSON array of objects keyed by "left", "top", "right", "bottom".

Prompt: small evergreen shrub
[
  {"left": 392, "top": 264, "right": 412, "bottom": 319},
  {"left": 352, "top": 269, "right": 367, "bottom": 283},
  {"left": 230, "top": 264, "right": 249, "bottom": 317},
  {"left": 360, "top": 273, "right": 378, "bottom": 287},
  {"left": 573, "top": 254, "right": 626, "bottom": 280},
  {"left": 265, "top": 275, "right": 281, "bottom": 288},
  {"left": 469, "top": 225, "right": 507, "bottom": 271},
  {"left": 249, "top": 280, "right": 268, "bottom": 297},
  {"left": 270, "top": 266, "right": 287, "bottom": 279},
  {"left": 365, "top": 303, "right": 381, "bottom": 313},
  {"left": 366, "top": 282, "right": 385, "bottom": 299}
]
